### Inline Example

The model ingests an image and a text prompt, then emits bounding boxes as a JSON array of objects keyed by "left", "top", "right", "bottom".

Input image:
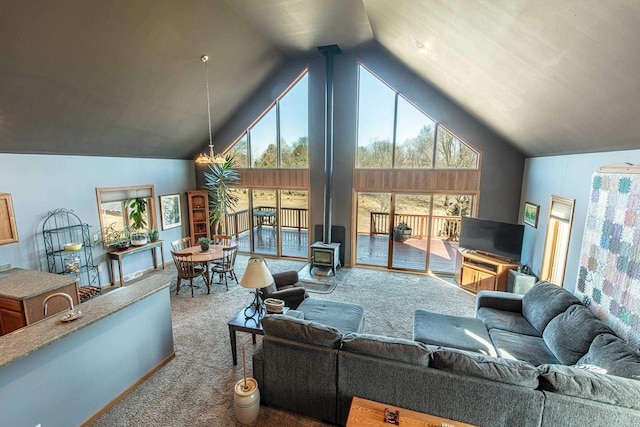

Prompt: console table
[{"left": 108, "top": 240, "right": 164, "bottom": 286}]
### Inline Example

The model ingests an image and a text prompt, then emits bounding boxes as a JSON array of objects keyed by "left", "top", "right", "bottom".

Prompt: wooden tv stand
[{"left": 455, "top": 249, "right": 519, "bottom": 293}]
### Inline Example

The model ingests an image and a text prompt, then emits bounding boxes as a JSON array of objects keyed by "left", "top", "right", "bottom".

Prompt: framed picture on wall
[
  {"left": 523, "top": 201, "right": 540, "bottom": 228},
  {"left": 160, "top": 194, "right": 182, "bottom": 230}
]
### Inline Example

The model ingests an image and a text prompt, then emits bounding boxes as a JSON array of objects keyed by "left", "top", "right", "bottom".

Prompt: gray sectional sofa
[{"left": 253, "top": 281, "right": 640, "bottom": 426}]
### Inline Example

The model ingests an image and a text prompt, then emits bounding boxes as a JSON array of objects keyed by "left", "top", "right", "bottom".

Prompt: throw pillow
[
  {"left": 542, "top": 305, "right": 613, "bottom": 365},
  {"left": 430, "top": 348, "right": 540, "bottom": 388},
  {"left": 522, "top": 281, "right": 581, "bottom": 333},
  {"left": 341, "top": 333, "right": 432, "bottom": 367},
  {"left": 576, "top": 333, "right": 640, "bottom": 380}
]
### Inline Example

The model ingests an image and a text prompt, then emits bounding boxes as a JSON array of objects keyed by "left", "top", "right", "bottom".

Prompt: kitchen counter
[
  {"left": 0, "top": 268, "right": 80, "bottom": 335},
  {"left": 0, "top": 268, "right": 77, "bottom": 300},
  {"left": 0, "top": 274, "right": 175, "bottom": 427},
  {"left": 0, "top": 273, "right": 169, "bottom": 369}
]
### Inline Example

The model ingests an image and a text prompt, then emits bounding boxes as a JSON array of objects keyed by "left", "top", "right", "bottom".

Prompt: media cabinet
[{"left": 455, "top": 249, "right": 519, "bottom": 293}]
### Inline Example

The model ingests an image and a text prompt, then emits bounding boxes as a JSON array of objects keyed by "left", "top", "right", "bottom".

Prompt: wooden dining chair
[
  {"left": 210, "top": 244, "right": 238, "bottom": 291},
  {"left": 171, "top": 250, "right": 205, "bottom": 297},
  {"left": 171, "top": 237, "right": 191, "bottom": 252}
]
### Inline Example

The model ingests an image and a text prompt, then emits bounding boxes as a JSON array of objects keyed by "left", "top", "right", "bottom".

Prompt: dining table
[{"left": 177, "top": 245, "right": 224, "bottom": 293}]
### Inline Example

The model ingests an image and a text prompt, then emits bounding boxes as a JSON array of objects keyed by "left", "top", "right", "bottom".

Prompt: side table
[
  {"left": 227, "top": 307, "right": 289, "bottom": 365},
  {"left": 507, "top": 270, "right": 537, "bottom": 295}
]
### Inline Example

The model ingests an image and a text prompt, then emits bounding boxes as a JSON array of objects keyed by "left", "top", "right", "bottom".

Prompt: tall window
[
  {"left": 227, "top": 70, "right": 308, "bottom": 169},
  {"left": 356, "top": 64, "right": 478, "bottom": 170}
]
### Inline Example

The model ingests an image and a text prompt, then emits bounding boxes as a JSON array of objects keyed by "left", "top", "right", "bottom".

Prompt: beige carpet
[{"left": 90, "top": 255, "right": 475, "bottom": 427}]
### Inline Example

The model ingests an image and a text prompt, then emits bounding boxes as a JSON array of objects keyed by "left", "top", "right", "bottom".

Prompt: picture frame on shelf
[
  {"left": 523, "top": 201, "right": 539, "bottom": 228},
  {"left": 160, "top": 194, "right": 182, "bottom": 230}
]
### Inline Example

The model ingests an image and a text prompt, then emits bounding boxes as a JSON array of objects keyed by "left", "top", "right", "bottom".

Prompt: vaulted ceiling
[{"left": 1, "top": 0, "right": 638, "bottom": 160}]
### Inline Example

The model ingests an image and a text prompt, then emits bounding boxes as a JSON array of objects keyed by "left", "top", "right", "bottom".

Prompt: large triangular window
[
  {"left": 356, "top": 64, "right": 478, "bottom": 169},
  {"left": 227, "top": 70, "right": 308, "bottom": 169}
]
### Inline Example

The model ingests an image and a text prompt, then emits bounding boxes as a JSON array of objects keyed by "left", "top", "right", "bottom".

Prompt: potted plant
[
  {"left": 204, "top": 155, "right": 240, "bottom": 235},
  {"left": 127, "top": 198, "right": 148, "bottom": 246},
  {"left": 393, "top": 222, "right": 412, "bottom": 242},
  {"left": 148, "top": 227, "right": 159, "bottom": 242},
  {"left": 198, "top": 237, "right": 211, "bottom": 252},
  {"left": 102, "top": 224, "right": 131, "bottom": 250}
]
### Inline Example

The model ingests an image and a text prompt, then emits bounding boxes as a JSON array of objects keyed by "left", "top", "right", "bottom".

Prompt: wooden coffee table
[
  {"left": 346, "top": 397, "right": 476, "bottom": 427},
  {"left": 227, "top": 307, "right": 288, "bottom": 365}
]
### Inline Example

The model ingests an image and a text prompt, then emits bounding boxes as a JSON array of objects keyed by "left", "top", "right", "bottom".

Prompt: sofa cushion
[
  {"left": 476, "top": 307, "right": 540, "bottom": 337},
  {"left": 538, "top": 364, "right": 640, "bottom": 410},
  {"left": 413, "top": 310, "right": 496, "bottom": 356},
  {"left": 262, "top": 314, "right": 342, "bottom": 348},
  {"left": 576, "top": 333, "right": 640, "bottom": 380},
  {"left": 542, "top": 305, "right": 613, "bottom": 365},
  {"left": 521, "top": 281, "right": 581, "bottom": 334},
  {"left": 431, "top": 348, "right": 540, "bottom": 388},
  {"left": 489, "top": 329, "right": 560, "bottom": 365},
  {"left": 297, "top": 299, "right": 365, "bottom": 334},
  {"left": 342, "top": 333, "right": 432, "bottom": 367}
]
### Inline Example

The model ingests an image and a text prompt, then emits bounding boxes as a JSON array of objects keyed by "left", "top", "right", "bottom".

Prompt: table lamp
[{"left": 239, "top": 256, "right": 274, "bottom": 319}]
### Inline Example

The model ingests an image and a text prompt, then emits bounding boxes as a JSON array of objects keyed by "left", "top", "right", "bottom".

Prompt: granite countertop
[
  {"left": 0, "top": 274, "right": 171, "bottom": 369},
  {"left": 0, "top": 268, "right": 78, "bottom": 300}
]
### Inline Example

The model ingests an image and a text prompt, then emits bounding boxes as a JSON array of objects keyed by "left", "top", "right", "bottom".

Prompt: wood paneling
[
  {"left": 238, "top": 168, "right": 309, "bottom": 189},
  {"left": 353, "top": 169, "right": 481, "bottom": 193}
]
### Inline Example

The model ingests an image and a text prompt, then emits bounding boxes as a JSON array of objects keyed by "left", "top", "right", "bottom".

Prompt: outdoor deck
[{"left": 235, "top": 228, "right": 458, "bottom": 275}]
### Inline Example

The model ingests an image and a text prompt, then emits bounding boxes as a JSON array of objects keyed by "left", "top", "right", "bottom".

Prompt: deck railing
[
  {"left": 369, "top": 212, "right": 461, "bottom": 240},
  {"left": 224, "top": 206, "right": 308, "bottom": 237}
]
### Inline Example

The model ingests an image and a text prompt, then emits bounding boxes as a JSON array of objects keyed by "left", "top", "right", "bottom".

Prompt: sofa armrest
[
  {"left": 475, "top": 290, "right": 523, "bottom": 314},
  {"left": 266, "top": 287, "right": 308, "bottom": 309}
]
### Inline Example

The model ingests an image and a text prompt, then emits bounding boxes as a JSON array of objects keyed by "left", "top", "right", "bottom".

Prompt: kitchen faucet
[{"left": 43, "top": 292, "right": 81, "bottom": 320}]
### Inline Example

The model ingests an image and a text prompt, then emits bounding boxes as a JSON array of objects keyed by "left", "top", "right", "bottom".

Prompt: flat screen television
[{"left": 459, "top": 216, "right": 524, "bottom": 262}]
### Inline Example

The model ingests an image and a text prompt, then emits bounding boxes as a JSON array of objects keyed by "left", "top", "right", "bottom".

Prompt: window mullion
[
  {"left": 392, "top": 93, "right": 398, "bottom": 168},
  {"left": 432, "top": 125, "right": 439, "bottom": 169},
  {"left": 276, "top": 101, "right": 281, "bottom": 168}
]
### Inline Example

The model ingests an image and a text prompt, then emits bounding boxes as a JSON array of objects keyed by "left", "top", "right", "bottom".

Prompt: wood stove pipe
[{"left": 317, "top": 44, "right": 341, "bottom": 244}]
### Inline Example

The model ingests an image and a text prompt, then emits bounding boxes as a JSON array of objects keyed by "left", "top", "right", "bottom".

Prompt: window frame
[{"left": 355, "top": 62, "right": 479, "bottom": 170}]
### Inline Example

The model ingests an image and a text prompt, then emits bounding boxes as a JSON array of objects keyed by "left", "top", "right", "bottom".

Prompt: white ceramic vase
[{"left": 234, "top": 377, "right": 260, "bottom": 424}]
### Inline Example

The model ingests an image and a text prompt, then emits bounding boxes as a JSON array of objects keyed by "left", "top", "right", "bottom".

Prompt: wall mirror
[{"left": 96, "top": 185, "right": 157, "bottom": 247}]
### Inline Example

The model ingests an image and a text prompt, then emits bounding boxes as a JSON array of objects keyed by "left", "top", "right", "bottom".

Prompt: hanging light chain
[{"left": 201, "top": 55, "right": 213, "bottom": 151}]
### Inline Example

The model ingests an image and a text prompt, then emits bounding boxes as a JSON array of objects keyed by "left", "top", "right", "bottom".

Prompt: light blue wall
[
  {"left": 0, "top": 153, "right": 195, "bottom": 285},
  {"left": 520, "top": 149, "right": 640, "bottom": 292}
]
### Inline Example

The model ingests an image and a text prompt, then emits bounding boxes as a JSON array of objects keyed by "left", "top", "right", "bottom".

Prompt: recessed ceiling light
[{"left": 416, "top": 41, "right": 429, "bottom": 54}]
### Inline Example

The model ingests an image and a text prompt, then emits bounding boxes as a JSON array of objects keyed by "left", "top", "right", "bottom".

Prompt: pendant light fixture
[{"left": 195, "top": 55, "right": 225, "bottom": 165}]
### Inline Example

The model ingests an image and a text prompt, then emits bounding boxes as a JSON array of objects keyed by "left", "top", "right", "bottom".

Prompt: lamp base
[{"left": 244, "top": 290, "right": 264, "bottom": 320}]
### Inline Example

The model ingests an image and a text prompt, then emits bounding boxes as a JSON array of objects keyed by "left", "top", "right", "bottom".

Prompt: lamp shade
[{"left": 240, "top": 257, "right": 273, "bottom": 289}]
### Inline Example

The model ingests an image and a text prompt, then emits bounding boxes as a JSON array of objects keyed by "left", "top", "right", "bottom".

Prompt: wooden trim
[
  {"left": 81, "top": 352, "right": 176, "bottom": 426},
  {"left": 238, "top": 168, "right": 309, "bottom": 189},
  {"left": 598, "top": 163, "right": 640, "bottom": 174},
  {"left": 353, "top": 169, "right": 480, "bottom": 193},
  {"left": 0, "top": 193, "right": 19, "bottom": 245}
]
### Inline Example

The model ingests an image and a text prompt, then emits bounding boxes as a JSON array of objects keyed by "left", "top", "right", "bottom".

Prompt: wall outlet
[
  {"left": 97, "top": 265, "right": 103, "bottom": 273},
  {"left": 93, "top": 234, "right": 99, "bottom": 243}
]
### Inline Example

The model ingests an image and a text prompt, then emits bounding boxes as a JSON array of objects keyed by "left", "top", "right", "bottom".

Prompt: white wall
[
  {"left": 0, "top": 153, "right": 195, "bottom": 285},
  {"left": 520, "top": 149, "right": 640, "bottom": 292}
]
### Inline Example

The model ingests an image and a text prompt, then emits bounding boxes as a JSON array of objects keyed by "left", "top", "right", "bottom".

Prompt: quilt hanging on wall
[{"left": 576, "top": 165, "right": 640, "bottom": 353}]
